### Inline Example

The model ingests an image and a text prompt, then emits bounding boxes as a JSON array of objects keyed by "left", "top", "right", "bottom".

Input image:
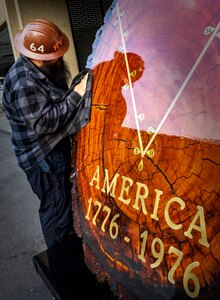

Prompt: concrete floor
[{"left": 0, "top": 111, "right": 53, "bottom": 299}]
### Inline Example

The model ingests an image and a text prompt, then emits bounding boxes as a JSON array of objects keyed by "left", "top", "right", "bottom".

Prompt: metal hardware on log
[{"left": 70, "top": 0, "right": 220, "bottom": 299}]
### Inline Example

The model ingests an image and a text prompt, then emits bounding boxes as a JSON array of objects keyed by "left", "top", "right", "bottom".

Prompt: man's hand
[{"left": 73, "top": 73, "right": 89, "bottom": 97}]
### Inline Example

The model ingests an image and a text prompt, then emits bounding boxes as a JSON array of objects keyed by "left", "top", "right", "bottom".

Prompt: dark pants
[{"left": 24, "top": 138, "right": 74, "bottom": 249}]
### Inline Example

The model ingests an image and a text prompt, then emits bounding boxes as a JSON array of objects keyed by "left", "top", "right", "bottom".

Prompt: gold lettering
[
  {"left": 151, "top": 189, "right": 163, "bottom": 221},
  {"left": 165, "top": 197, "right": 185, "bottom": 230},
  {"left": 184, "top": 206, "right": 209, "bottom": 248},
  {"left": 118, "top": 176, "right": 133, "bottom": 205},
  {"left": 54, "top": 44, "right": 59, "bottom": 51},
  {"left": 53, "top": 37, "right": 63, "bottom": 51},
  {"left": 90, "top": 165, "right": 100, "bottom": 189},
  {"left": 132, "top": 182, "right": 148, "bottom": 215},
  {"left": 90, "top": 166, "right": 209, "bottom": 252},
  {"left": 101, "top": 169, "right": 119, "bottom": 198}
]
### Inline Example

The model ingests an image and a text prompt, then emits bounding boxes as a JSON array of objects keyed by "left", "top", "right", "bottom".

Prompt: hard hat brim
[{"left": 14, "top": 30, "right": 70, "bottom": 61}]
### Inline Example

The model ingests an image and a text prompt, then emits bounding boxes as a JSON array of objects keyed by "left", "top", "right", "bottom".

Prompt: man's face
[
  {"left": 43, "top": 58, "right": 59, "bottom": 66},
  {"left": 40, "top": 57, "right": 71, "bottom": 90}
]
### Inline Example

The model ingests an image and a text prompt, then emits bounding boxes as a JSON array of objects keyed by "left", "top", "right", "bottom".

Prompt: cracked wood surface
[{"left": 71, "top": 1, "right": 220, "bottom": 299}]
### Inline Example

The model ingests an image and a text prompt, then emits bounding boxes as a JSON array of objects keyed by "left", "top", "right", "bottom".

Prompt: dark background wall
[
  {"left": 66, "top": 0, "right": 113, "bottom": 71},
  {"left": 0, "top": 22, "right": 14, "bottom": 76}
]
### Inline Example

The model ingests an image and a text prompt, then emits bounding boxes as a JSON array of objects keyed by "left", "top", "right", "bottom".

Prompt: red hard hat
[{"left": 14, "top": 19, "right": 69, "bottom": 60}]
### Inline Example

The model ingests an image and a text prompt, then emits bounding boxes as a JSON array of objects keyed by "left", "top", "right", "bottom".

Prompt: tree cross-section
[{"left": 71, "top": 1, "right": 220, "bottom": 299}]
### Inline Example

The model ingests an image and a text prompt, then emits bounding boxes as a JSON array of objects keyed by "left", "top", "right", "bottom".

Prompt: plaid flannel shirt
[{"left": 3, "top": 55, "right": 93, "bottom": 170}]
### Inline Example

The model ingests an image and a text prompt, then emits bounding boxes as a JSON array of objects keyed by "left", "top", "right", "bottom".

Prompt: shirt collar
[{"left": 20, "top": 55, "right": 46, "bottom": 81}]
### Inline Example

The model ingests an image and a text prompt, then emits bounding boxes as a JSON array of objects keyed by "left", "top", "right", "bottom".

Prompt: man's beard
[{"left": 41, "top": 57, "right": 71, "bottom": 91}]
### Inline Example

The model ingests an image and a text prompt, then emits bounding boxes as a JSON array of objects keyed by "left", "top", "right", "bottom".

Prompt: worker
[{"left": 2, "top": 19, "right": 93, "bottom": 250}]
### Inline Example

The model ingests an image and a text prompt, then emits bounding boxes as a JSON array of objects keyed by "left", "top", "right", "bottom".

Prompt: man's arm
[{"left": 13, "top": 72, "right": 91, "bottom": 135}]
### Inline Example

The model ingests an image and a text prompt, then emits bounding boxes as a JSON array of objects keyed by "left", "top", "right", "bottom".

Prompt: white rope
[
  {"left": 116, "top": 3, "right": 144, "bottom": 157},
  {"left": 143, "top": 21, "right": 220, "bottom": 156}
]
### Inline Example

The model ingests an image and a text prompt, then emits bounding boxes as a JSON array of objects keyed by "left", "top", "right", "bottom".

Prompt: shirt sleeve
[{"left": 12, "top": 84, "right": 82, "bottom": 135}]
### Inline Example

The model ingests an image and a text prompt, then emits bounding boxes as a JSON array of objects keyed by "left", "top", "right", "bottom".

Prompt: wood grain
[{"left": 71, "top": 1, "right": 220, "bottom": 298}]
